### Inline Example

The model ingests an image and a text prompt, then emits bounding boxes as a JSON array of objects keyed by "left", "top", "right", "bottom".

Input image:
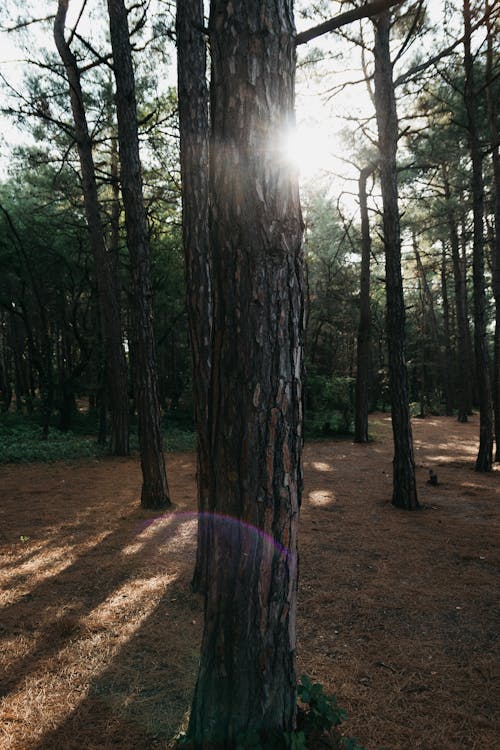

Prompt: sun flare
[{"left": 283, "top": 121, "right": 335, "bottom": 179}]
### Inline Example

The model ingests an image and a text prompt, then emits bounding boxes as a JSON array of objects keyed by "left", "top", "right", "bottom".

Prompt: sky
[{"left": 0, "top": 0, "right": 452, "bottom": 208}]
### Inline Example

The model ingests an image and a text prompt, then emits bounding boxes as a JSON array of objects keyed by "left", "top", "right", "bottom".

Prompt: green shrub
[
  {"left": 0, "top": 412, "right": 195, "bottom": 463},
  {"left": 305, "top": 373, "right": 355, "bottom": 436}
]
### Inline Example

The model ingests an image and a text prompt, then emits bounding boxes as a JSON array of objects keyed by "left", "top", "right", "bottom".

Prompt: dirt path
[{"left": 0, "top": 414, "right": 499, "bottom": 749}]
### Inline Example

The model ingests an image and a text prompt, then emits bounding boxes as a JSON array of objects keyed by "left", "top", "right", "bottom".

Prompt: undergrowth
[
  {"left": 0, "top": 413, "right": 195, "bottom": 463},
  {"left": 179, "top": 675, "right": 388, "bottom": 750}
]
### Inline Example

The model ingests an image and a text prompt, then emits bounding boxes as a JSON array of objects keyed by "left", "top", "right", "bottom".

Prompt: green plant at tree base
[
  {"left": 178, "top": 675, "right": 387, "bottom": 749},
  {"left": 298, "top": 674, "right": 347, "bottom": 734}
]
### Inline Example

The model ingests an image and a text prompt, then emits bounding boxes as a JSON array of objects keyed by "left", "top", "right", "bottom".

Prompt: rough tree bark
[
  {"left": 354, "top": 164, "right": 374, "bottom": 443},
  {"left": 186, "top": 1, "right": 305, "bottom": 744},
  {"left": 485, "top": 0, "right": 500, "bottom": 460},
  {"left": 54, "top": 0, "right": 129, "bottom": 456},
  {"left": 107, "top": 0, "right": 170, "bottom": 507},
  {"left": 463, "top": 0, "right": 494, "bottom": 471},
  {"left": 373, "top": 10, "right": 419, "bottom": 509},
  {"left": 176, "top": 0, "right": 212, "bottom": 592}
]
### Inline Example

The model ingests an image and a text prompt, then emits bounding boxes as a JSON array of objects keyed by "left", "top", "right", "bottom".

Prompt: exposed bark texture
[
  {"left": 354, "top": 165, "right": 374, "bottom": 443},
  {"left": 107, "top": 0, "right": 170, "bottom": 507},
  {"left": 54, "top": 0, "right": 129, "bottom": 456},
  {"left": 187, "top": 1, "right": 305, "bottom": 744},
  {"left": 486, "top": 0, "right": 500, "bottom": 461},
  {"left": 373, "top": 11, "right": 419, "bottom": 509},
  {"left": 463, "top": 0, "right": 494, "bottom": 471},
  {"left": 176, "top": 0, "right": 212, "bottom": 592}
]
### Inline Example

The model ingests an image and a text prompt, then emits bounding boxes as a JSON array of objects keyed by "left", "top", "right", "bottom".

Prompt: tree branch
[
  {"left": 393, "top": 0, "right": 425, "bottom": 65},
  {"left": 2, "top": 15, "right": 55, "bottom": 32},
  {"left": 295, "top": 0, "right": 408, "bottom": 46}
]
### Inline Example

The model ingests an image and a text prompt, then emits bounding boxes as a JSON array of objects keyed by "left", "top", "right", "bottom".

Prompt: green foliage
[
  {"left": 0, "top": 412, "right": 195, "bottom": 463},
  {"left": 0, "top": 416, "right": 107, "bottom": 463},
  {"left": 341, "top": 738, "right": 367, "bottom": 750},
  {"left": 305, "top": 372, "right": 354, "bottom": 436},
  {"left": 298, "top": 674, "right": 347, "bottom": 734},
  {"left": 162, "top": 426, "right": 196, "bottom": 453},
  {"left": 303, "top": 190, "right": 359, "bottom": 385}
]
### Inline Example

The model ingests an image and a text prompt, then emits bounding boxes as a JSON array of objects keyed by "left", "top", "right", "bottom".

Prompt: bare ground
[{"left": 0, "top": 414, "right": 499, "bottom": 750}]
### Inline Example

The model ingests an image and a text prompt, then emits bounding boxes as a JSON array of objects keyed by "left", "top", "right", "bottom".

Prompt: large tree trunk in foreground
[
  {"left": 107, "top": 0, "right": 170, "bottom": 507},
  {"left": 354, "top": 165, "right": 374, "bottom": 443},
  {"left": 463, "top": 0, "right": 494, "bottom": 472},
  {"left": 54, "top": 0, "right": 129, "bottom": 457},
  {"left": 187, "top": 1, "right": 305, "bottom": 744},
  {"left": 373, "top": 10, "right": 419, "bottom": 509},
  {"left": 176, "top": 0, "right": 212, "bottom": 592}
]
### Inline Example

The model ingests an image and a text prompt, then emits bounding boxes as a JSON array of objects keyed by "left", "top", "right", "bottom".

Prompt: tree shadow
[
  {"left": 0, "top": 507, "right": 198, "bottom": 704},
  {"left": 32, "top": 571, "right": 201, "bottom": 749}
]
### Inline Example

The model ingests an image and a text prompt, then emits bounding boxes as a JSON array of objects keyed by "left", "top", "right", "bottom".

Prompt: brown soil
[{"left": 0, "top": 414, "right": 499, "bottom": 750}]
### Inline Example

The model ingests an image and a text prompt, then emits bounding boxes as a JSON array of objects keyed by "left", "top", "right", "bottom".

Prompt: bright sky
[{"left": 0, "top": 0, "right": 452, "bottom": 205}]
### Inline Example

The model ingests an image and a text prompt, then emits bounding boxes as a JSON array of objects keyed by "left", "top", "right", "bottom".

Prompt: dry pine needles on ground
[{"left": 0, "top": 414, "right": 499, "bottom": 749}]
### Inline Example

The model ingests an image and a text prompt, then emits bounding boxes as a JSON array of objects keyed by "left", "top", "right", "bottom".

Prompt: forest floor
[{"left": 0, "top": 414, "right": 499, "bottom": 750}]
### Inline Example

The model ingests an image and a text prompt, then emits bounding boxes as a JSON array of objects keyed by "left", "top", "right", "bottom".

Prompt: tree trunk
[
  {"left": 354, "top": 165, "right": 374, "bottom": 442},
  {"left": 187, "top": 1, "right": 305, "bottom": 744},
  {"left": 413, "top": 235, "right": 450, "bottom": 414},
  {"left": 373, "top": 10, "right": 419, "bottom": 509},
  {"left": 176, "top": 0, "right": 213, "bottom": 592},
  {"left": 463, "top": 0, "right": 494, "bottom": 471},
  {"left": 486, "top": 0, "right": 500, "bottom": 461},
  {"left": 460, "top": 209, "right": 477, "bottom": 410},
  {"left": 0, "top": 313, "right": 13, "bottom": 413},
  {"left": 443, "top": 166, "right": 471, "bottom": 421},
  {"left": 416, "top": 256, "right": 428, "bottom": 418},
  {"left": 54, "top": 0, "right": 130, "bottom": 457},
  {"left": 440, "top": 241, "right": 455, "bottom": 415},
  {"left": 107, "top": 0, "right": 170, "bottom": 508}
]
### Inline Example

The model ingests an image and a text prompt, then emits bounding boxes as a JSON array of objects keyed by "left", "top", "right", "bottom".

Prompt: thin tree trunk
[
  {"left": 443, "top": 166, "right": 470, "bottom": 421},
  {"left": 176, "top": 0, "right": 212, "bottom": 591},
  {"left": 54, "top": 0, "right": 129, "bottom": 456},
  {"left": 463, "top": 0, "right": 494, "bottom": 471},
  {"left": 0, "top": 313, "right": 13, "bottom": 413},
  {"left": 486, "top": 0, "right": 500, "bottom": 460},
  {"left": 413, "top": 234, "right": 450, "bottom": 414},
  {"left": 373, "top": 10, "right": 419, "bottom": 510},
  {"left": 440, "top": 240, "right": 455, "bottom": 415},
  {"left": 460, "top": 210, "right": 477, "bottom": 410},
  {"left": 187, "top": 1, "right": 304, "bottom": 743},
  {"left": 107, "top": 0, "right": 170, "bottom": 508},
  {"left": 416, "top": 256, "right": 428, "bottom": 417},
  {"left": 354, "top": 165, "right": 374, "bottom": 442}
]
